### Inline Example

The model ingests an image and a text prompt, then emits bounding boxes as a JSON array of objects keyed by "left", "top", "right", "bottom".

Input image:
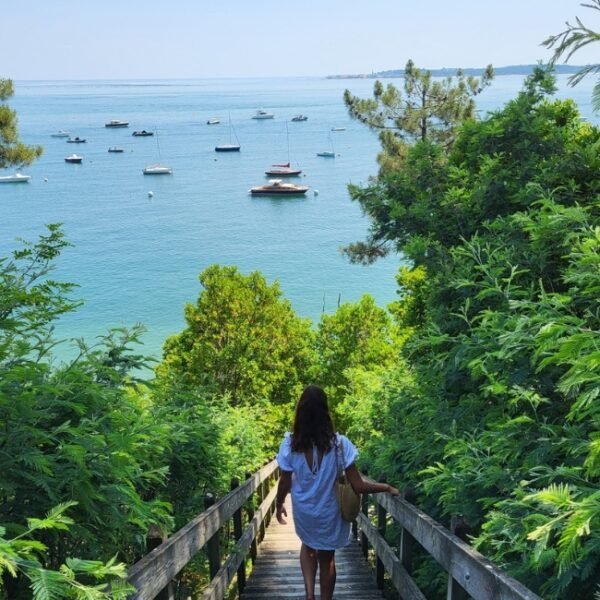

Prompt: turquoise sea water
[{"left": 1, "top": 75, "right": 595, "bottom": 361}]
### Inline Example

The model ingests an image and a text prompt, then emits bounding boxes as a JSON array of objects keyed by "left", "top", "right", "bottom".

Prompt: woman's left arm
[{"left": 345, "top": 464, "right": 400, "bottom": 496}]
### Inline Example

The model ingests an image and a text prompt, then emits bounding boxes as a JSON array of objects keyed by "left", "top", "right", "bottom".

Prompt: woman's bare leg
[
  {"left": 300, "top": 543, "right": 317, "bottom": 599},
  {"left": 317, "top": 550, "right": 336, "bottom": 600}
]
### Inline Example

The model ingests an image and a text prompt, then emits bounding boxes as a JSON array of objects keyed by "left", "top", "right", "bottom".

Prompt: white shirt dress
[{"left": 276, "top": 432, "right": 359, "bottom": 550}]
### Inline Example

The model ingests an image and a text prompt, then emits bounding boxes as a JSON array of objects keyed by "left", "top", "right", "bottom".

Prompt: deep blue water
[{"left": 1, "top": 75, "right": 595, "bottom": 361}]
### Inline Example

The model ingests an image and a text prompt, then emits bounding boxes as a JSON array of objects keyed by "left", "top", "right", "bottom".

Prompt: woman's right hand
[
  {"left": 387, "top": 485, "right": 400, "bottom": 496},
  {"left": 276, "top": 503, "right": 288, "bottom": 525}
]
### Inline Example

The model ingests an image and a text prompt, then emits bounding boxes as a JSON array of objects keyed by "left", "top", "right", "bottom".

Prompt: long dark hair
[{"left": 291, "top": 385, "right": 336, "bottom": 453}]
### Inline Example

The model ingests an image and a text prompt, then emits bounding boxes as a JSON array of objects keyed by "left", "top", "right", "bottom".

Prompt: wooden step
[{"left": 239, "top": 505, "right": 382, "bottom": 600}]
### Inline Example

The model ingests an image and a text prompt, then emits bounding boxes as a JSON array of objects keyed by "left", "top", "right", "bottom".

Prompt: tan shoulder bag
[{"left": 334, "top": 436, "right": 361, "bottom": 522}]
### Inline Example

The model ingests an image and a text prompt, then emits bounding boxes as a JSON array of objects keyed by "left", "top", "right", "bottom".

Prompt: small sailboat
[
  {"left": 143, "top": 129, "right": 172, "bottom": 175},
  {"left": 265, "top": 123, "right": 302, "bottom": 176},
  {"left": 143, "top": 164, "right": 172, "bottom": 175},
  {"left": 215, "top": 115, "right": 241, "bottom": 152},
  {"left": 317, "top": 133, "right": 336, "bottom": 158}
]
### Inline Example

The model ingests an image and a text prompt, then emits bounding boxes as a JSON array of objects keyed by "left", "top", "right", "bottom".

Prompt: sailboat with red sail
[{"left": 265, "top": 124, "right": 302, "bottom": 176}]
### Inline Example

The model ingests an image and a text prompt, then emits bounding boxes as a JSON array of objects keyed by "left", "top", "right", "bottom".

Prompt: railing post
[
  {"left": 231, "top": 478, "right": 246, "bottom": 594},
  {"left": 447, "top": 515, "right": 471, "bottom": 600},
  {"left": 257, "top": 474, "right": 266, "bottom": 543},
  {"left": 361, "top": 469, "right": 369, "bottom": 559},
  {"left": 400, "top": 487, "right": 416, "bottom": 576},
  {"left": 376, "top": 477, "right": 387, "bottom": 591},
  {"left": 146, "top": 525, "right": 174, "bottom": 600},
  {"left": 204, "top": 493, "right": 220, "bottom": 580},
  {"left": 245, "top": 471, "right": 258, "bottom": 563}
]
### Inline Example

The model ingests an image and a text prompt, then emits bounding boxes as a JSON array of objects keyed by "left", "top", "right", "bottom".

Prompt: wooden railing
[
  {"left": 127, "top": 460, "right": 542, "bottom": 600},
  {"left": 127, "top": 460, "right": 279, "bottom": 600},
  {"left": 357, "top": 479, "right": 542, "bottom": 600}
]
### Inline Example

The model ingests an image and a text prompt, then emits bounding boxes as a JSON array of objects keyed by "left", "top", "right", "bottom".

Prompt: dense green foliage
[
  {"left": 159, "top": 265, "right": 315, "bottom": 406},
  {"left": 346, "top": 67, "right": 600, "bottom": 598},
  {"left": 0, "top": 230, "right": 280, "bottom": 597},
  {"left": 0, "top": 503, "right": 133, "bottom": 599},
  {"left": 0, "top": 79, "right": 42, "bottom": 169}
]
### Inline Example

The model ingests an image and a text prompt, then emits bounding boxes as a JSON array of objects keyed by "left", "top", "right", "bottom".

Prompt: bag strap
[{"left": 334, "top": 434, "right": 346, "bottom": 478}]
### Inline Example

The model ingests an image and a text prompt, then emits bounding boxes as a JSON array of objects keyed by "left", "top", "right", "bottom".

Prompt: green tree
[
  {"left": 159, "top": 265, "right": 315, "bottom": 405},
  {"left": 543, "top": 0, "right": 600, "bottom": 110},
  {"left": 0, "top": 79, "right": 42, "bottom": 169},
  {"left": 354, "top": 69, "right": 600, "bottom": 597},
  {"left": 343, "top": 67, "right": 597, "bottom": 265},
  {"left": 343, "top": 59, "right": 493, "bottom": 171},
  {"left": 315, "top": 295, "right": 398, "bottom": 413}
]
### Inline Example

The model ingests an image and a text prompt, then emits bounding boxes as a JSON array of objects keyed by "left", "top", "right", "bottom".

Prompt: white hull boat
[
  {"left": 143, "top": 164, "right": 172, "bottom": 175},
  {"left": 105, "top": 120, "right": 129, "bottom": 128},
  {"left": 0, "top": 173, "right": 31, "bottom": 183},
  {"left": 252, "top": 109, "right": 275, "bottom": 120},
  {"left": 250, "top": 179, "right": 308, "bottom": 196}
]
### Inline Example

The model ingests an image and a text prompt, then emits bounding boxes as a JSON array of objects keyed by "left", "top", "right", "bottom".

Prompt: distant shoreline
[{"left": 326, "top": 64, "right": 583, "bottom": 79}]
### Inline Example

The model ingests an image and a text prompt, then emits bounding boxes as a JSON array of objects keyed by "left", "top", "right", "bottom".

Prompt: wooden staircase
[{"left": 240, "top": 504, "right": 382, "bottom": 600}]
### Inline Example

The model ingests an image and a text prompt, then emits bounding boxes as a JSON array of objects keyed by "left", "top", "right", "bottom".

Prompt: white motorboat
[
  {"left": 105, "top": 119, "right": 129, "bottom": 128},
  {"left": 249, "top": 179, "right": 308, "bottom": 196},
  {"left": 50, "top": 130, "right": 70, "bottom": 138},
  {"left": 143, "top": 164, "right": 172, "bottom": 175},
  {"left": 331, "top": 127, "right": 346, "bottom": 131},
  {"left": 252, "top": 109, "right": 275, "bottom": 120},
  {"left": 0, "top": 173, "right": 31, "bottom": 183},
  {"left": 65, "top": 154, "right": 83, "bottom": 163},
  {"left": 206, "top": 118, "right": 220, "bottom": 125}
]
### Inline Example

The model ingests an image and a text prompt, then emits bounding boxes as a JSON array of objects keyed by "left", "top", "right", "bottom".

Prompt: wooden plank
[
  {"left": 357, "top": 513, "right": 426, "bottom": 600},
  {"left": 373, "top": 492, "right": 542, "bottom": 600},
  {"left": 128, "top": 460, "right": 278, "bottom": 600},
  {"left": 201, "top": 485, "right": 277, "bottom": 599},
  {"left": 241, "top": 502, "right": 382, "bottom": 600}
]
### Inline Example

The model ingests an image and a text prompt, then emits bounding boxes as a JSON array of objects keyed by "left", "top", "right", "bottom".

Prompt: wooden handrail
[
  {"left": 359, "top": 485, "right": 542, "bottom": 600},
  {"left": 127, "top": 459, "right": 542, "bottom": 600},
  {"left": 127, "top": 460, "right": 278, "bottom": 600}
]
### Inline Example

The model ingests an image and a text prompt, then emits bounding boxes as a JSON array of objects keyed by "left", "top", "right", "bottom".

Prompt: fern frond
[{"left": 27, "top": 566, "right": 68, "bottom": 600}]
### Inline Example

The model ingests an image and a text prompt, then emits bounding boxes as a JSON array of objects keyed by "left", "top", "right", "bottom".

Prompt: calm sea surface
[{"left": 1, "top": 75, "right": 595, "bottom": 361}]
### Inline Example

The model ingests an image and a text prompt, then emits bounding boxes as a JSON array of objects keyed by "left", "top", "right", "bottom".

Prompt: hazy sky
[{"left": 4, "top": 0, "right": 599, "bottom": 80}]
